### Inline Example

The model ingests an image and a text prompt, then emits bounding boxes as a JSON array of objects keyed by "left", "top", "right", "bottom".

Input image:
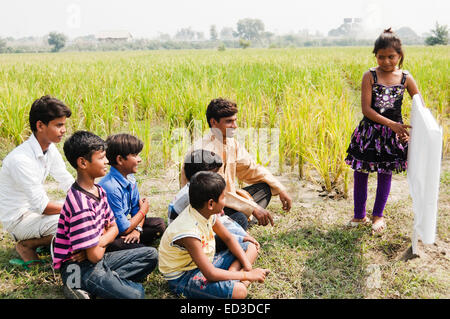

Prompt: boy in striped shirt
[{"left": 53, "top": 131, "right": 158, "bottom": 299}]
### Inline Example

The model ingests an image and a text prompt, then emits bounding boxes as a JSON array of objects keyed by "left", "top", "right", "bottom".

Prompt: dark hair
[
  {"left": 206, "top": 98, "right": 238, "bottom": 128},
  {"left": 373, "top": 28, "right": 404, "bottom": 68},
  {"left": 105, "top": 133, "right": 143, "bottom": 166},
  {"left": 63, "top": 130, "right": 106, "bottom": 169},
  {"left": 184, "top": 149, "right": 223, "bottom": 180},
  {"left": 29, "top": 95, "right": 72, "bottom": 132},
  {"left": 189, "top": 171, "right": 226, "bottom": 210}
]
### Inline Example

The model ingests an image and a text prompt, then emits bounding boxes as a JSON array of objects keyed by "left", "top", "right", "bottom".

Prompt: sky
[{"left": 0, "top": 0, "right": 449, "bottom": 39}]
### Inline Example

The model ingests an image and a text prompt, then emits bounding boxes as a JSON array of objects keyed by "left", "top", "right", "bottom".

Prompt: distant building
[
  {"left": 328, "top": 18, "right": 364, "bottom": 37},
  {"left": 95, "top": 31, "right": 132, "bottom": 43},
  {"left": 343, "top": 18, "right": 363, "bottom": 28}
]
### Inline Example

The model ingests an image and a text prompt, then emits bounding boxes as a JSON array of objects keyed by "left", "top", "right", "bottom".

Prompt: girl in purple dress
[{"left": 345, "top": 28, "right": 421, "bottom": 233}]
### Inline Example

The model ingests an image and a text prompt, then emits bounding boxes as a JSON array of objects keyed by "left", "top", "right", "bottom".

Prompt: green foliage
[
  {"left": 174, "top": 27, "right": 196, "bottom": 41},
  {"left": 217, "top": 42, "right": 226, "bottom": 51},
  {"left": 209, "top": 25, "right": 218, "bottom": 41},
  {"left": 0, "top": 38, "right": 6, "bottom": 53},
  {"left": 425, "top": 22, "right": 448, "bottom": 46},
  {"left": 235, "top": 18, "right": 265, "bottom": 41},
  {"left": 239, "top": 39, "right": 251, "bottom": 49},
  {"left": 48, "top": 32, "right": 67, "bottom": 52}
]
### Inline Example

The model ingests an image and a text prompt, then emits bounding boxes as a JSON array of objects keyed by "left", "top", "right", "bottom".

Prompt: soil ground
[{"left": 0, "top": 157, "right": 448, "bottom": 299}]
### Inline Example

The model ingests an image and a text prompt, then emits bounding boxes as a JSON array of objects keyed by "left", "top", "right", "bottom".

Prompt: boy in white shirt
[{"left": 0, "top": 95, "right": 74, "bottom": 269}]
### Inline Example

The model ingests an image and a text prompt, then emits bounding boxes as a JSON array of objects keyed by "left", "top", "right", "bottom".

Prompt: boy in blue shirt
[{"left": 99, "top": 133, "right": 166, "bottom": 252}]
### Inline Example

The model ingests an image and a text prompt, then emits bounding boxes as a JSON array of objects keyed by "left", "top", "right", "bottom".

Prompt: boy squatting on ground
[
  {"left": 98, "top": 133, "right": 166, "bottom": 252},
  {"left": 169, "top": 149, "right": 259, "bottom": 252},
  {"left": 52, "top": 131, "right": 158, "bottom": 299},
  {"left": 159, "top": 171, "right": 270, "bottom": 299},
  {"left": 0, "top": 96, "right": 74, "bottom": 270}
]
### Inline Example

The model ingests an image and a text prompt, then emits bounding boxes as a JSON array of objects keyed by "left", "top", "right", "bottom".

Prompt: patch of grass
[
  {"left": 299, "top": 228, "right": 367, "bottom": 298},
  {"left": 0, "top": 159, "right": 448, "bottom": 299},
  {"left": 380, "top": 263, "right": 447, "bottom": 299},
  {"left": 441, "top": 170, "right": 450, "bottom": 185},
  {"left": 0, "top": 236, "right": 63, "bottom": 298},
  {"left": 248, "top": 214, "right": 370, "bottom": 299},
  {"left": 143, "top": 270, "right": 177, "bottom": 299}
]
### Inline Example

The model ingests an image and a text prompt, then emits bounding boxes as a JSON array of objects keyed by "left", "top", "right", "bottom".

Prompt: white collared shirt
[{"left": 0, "top": 134, "right": 74, "bottom": 229}]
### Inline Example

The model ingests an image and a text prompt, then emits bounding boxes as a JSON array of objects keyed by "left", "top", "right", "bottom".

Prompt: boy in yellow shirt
[{"left": 159, "top": 171, "right": 269, "bottom": 299}]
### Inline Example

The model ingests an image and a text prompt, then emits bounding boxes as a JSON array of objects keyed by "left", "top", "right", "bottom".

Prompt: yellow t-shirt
[{"left": 158, "top": 205, "right": 217, "bottom": 280}]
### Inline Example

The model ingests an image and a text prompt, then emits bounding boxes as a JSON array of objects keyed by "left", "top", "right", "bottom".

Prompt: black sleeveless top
[{"left": 363, "top": 68, "right": 408, "bottom": 124}]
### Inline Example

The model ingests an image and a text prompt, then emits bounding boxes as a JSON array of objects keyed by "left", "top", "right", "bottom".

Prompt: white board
[{"left": 407, "top": 94, "right": 442, "bottom": 254}]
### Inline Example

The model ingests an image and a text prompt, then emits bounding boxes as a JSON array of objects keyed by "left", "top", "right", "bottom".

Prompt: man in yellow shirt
[{"left": 180, "top": 98, "right": 292, "bottom": 228}]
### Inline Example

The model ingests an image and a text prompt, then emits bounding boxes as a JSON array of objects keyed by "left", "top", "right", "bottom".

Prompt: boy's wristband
[{"left": 138, "top": 210, "right": 146, "bottom": 218}]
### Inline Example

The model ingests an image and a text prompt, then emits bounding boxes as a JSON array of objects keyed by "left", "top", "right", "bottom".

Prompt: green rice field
[{"left": 0, "top": 47, "right": 448, "bottom": 193}]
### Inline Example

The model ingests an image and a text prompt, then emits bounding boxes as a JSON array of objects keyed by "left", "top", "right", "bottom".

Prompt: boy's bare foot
[
  {"left": 15, "top": 241, "right": 39, "bottom": 264},
  {"left": 14, "top": 235, "right": 52, "bottom": 265}
]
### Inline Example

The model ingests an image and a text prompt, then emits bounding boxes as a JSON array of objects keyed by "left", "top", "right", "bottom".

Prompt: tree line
[{"left": 0, "top": 19, "right": 447, "bottom": 54}]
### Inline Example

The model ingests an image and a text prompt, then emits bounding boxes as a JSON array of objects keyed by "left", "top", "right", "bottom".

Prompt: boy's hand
[
  {"left": 139, "top": 198, "right": 149, "bottom": 215},
  {"left": 245, "top": 268, "right": 270, "bottom": 283},
  {"left": 122, "top": 230, "right": 141, "bottom": 244},
  {"left": 101, "top": 220, "right": 113, "bottom": 235},
  {"left": 243, "top": 235, "right": 260, "bottom": 251},
  {"left": 71, "top": 250, "right": 87, "bottom": 263},
  {"left": 99, "top": 221, "right": 115, "bottom": 247}
]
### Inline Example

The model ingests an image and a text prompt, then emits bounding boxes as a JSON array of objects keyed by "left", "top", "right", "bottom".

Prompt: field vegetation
[
  {"left": 0, "top": 47, "right": 448, "bottom": 299},
  {"left": 0, "top": 47, "right": 448, "bottom": 192}
]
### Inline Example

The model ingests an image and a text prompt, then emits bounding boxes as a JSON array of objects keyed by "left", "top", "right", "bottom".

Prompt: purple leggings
[{"left": 353, "top": 170, "right": 392, "bottom": 219}]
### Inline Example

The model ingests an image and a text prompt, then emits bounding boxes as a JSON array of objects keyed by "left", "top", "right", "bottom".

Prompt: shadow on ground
[{"left": 257, "top": 225, "right": 368, "bottom": 299}]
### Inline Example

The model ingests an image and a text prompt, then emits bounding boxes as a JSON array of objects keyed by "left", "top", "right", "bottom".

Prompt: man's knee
[
  {"left": 149, "top": 217, "right": 166, "bottom": 237},
  {"left": 258, "top": 183, "right": 272, "bottom": 199},
  {"left": 155, "top": 218, "right": 166, "bottom": 234},
  {"left": 135, "top": 246, "right": 158, "bottom": 261},
  {"left": 246, "top": 183, "right": 272, "bottom": 208},
  {"left": 141, "top": 247, "right": 159, "bottom": 274}
]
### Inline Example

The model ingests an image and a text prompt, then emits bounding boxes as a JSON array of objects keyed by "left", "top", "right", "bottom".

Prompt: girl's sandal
[
  {"left": 347, "top": 216, "right": 370, "bottom": 227},
  {"left": 371, "top": 219, "right": 386, "bottom": 234}
]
